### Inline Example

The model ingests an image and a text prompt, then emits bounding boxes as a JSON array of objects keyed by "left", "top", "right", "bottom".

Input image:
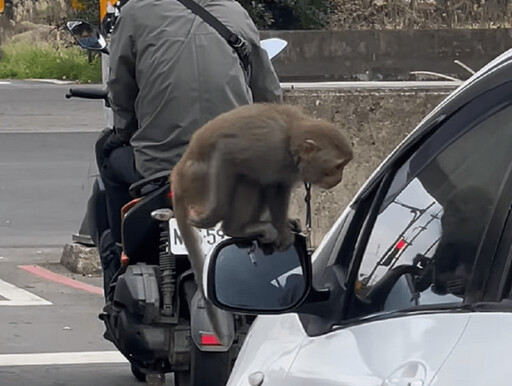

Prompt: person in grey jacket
[{"left": 97, "top": 0, "right": 282, "bottom": 294}]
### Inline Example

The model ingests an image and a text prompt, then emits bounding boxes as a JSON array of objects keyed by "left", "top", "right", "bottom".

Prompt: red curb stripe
[{"left": 19, "top": 265, "right": 103, "bottom": 296}]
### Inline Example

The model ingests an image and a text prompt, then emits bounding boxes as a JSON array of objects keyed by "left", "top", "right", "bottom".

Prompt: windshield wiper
[{"left": 469, "top": 300, "right": 512, "bottom": 311}]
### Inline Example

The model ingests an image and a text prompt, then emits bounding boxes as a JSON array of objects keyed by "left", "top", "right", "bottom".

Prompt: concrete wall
[
  {"left": 283, "top": 85, "right": 456, "bottom": 246},
  {"left": 261, "top": 29, "right": 512, "bottom": 82}
]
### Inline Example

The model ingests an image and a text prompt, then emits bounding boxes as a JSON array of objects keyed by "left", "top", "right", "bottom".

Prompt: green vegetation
[
  {"left": 68, "top": 0, "right": 100, "bottom": 28},
  {"left": 239, "top": 0, "right": 333, "bottom": 29},
  {"left": 0, "top": 42, "right": 101, "bottom": 83}
]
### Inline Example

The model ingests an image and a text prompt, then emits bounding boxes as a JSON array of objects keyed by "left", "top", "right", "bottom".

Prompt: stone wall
[
  {"left": 0, "top": 0, "right": 70, "bottom": 43},
  {"left": 260, "top": 29, "right": 512, "bottom": 81},
  {"left": 329, "top": 0, "right": 512, "bottom": 30},
  {"left": 10, "top": 0, "right": 68, "bottom": 25},
  {"left": 283, "top": 85, "right": 455, "bottom": 246}
]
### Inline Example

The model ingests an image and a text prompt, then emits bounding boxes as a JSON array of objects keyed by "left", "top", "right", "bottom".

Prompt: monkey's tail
[
  {"left": 173, "top": 203, "right": 233, "bottom": 347},
  {"left": 175, "top": 212, "right": 206, "bottom": 287}
]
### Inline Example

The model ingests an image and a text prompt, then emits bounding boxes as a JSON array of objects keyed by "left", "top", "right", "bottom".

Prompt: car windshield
[{"left": 350, "top": 103, "right": 512, "bottom": 318}]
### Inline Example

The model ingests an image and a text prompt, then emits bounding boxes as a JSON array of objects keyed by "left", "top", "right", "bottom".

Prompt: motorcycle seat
[{"left": 129, "top": 170, "right": 170, "bottom": 198}]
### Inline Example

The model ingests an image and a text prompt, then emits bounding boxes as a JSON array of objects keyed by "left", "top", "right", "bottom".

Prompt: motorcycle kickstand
[{"left": 146, "top": 373, "right": 166, "bottom": 385}]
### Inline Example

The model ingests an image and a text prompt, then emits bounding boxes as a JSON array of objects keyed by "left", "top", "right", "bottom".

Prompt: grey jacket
[{"left": 107, "top": 0, "right": 283, "bottom": 177}]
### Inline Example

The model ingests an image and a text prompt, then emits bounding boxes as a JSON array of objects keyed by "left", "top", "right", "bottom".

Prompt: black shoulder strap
[
  {"left": 176, "top": 0, "right": 238, "bottom": 47},
  {"left": 175, "top": 0, "right": 251, "bottom": 77}
]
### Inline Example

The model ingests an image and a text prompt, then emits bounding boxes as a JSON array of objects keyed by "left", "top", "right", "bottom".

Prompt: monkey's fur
[{"left": 170, "top": 103, "right": 353, "bottom": 343}]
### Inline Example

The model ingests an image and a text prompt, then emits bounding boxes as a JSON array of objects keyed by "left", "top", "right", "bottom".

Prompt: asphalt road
[
  {"left": 0, "top": 80, "right": 104, "bottom": 133},
  {"left": 0, "top": 80, "right": 175, "bottom": 385},
  {"left": 0, "top": 81, "right": 103, "bottom": 247},
  {"left": 0, "top": 131, "right": 99, "bottom": 247},
  {"left": 0, "top": 248, "right": 173, "bottom": 385}
]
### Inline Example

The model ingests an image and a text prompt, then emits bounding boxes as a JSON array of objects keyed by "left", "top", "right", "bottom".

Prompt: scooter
[{"left": 65, "top": 20, "right": 287, "bottom": 385}]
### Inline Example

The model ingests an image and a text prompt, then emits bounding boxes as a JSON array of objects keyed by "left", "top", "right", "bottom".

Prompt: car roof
[{"left": 352, "top": 47, "right": 512, "bottom": 205}]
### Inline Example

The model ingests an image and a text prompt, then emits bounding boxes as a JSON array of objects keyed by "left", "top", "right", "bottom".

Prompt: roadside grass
[{"left": 0, "top": 42, "right": 101, "bottom": 83}]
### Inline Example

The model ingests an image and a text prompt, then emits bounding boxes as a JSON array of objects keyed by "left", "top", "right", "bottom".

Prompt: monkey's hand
[
  {"left": 288, "top": 218, "right": 303, "bottom": 233},
  {"left": 255, "top": 224, "right": 278, "bottom": 244}
]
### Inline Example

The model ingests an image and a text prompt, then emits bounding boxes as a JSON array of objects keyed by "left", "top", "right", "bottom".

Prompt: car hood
[
  {"left": 229, "top": 312, "right": 512, "bottom": 386},
  {"left": 432, "top": 312, "right": 512, "bottom": 385},
  {"left": 228, "top": 314, "right": 308, "bottom": 386}
]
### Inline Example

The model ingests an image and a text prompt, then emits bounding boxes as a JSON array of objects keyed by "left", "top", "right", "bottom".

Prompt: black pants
[
  {"left": 97, "top": 145, "right": 141, "bottom": 298},
  {"left": 99, "top": 145, "right": 142, "bottom": 244}
]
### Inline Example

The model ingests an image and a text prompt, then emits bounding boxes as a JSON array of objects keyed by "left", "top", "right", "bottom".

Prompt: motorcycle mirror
[
  {"left": 66, "top": 20, "right": 109, "bottom": 55},
  {"left": 260, "top": 38, "right": 288, "bottom": 60},
  {"left": 205, "top": 234, "right": 311, "bottom": 314}
]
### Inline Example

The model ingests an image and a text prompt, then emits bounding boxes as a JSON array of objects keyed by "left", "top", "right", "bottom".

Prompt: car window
[{"left": 351, "top": 103, "right": 512, "bottom": 317}]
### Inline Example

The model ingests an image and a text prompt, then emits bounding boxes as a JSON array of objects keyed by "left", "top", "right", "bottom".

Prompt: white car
[{"left": 205, "top": 47, "right": 512, "bottom": 386}]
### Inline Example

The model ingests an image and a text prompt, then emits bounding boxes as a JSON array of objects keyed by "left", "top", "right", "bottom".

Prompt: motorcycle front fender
[
  {"left": 179, "top": 270, "right": 235, "bottom": 352},
  {"left": 191, "top": 289, "right": 234, "bottom": 352}
]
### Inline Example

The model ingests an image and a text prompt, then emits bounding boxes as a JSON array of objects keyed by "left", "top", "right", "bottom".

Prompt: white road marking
[
  {"left": 27, "top": 79, "right": 75, "bottom": 85},
  {"left": 0, "top": 278, "right": 52, "bottom": 306},
  {"left": 0, "top": 81, "right": 11, "bottom": 85},
  {"left": 0, "top": 129, "right": 97, "bottom": 134},
  {"left": 0, "top": 351, "right": 128, "bottom": 366}
]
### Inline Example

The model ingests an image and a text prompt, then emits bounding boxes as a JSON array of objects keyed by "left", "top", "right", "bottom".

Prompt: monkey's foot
[
  {"left": 224, "top": 222, "right": 279, "bottom": 244},
  {"left": 188, "top": 213, "right": 220, "bottom": 229},
  {"left": 274, "top": 230, "right": 295, "bottom": 252},
  {"left": 256, "top": 225, "right": 279, "bottom": 244}
]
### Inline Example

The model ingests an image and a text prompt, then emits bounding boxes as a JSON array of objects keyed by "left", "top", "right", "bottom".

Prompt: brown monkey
[
  {"left": 170, "top": 103, "right": 352, "bottom": 342},
  {"left": 171, "top": 103, "right": 352, "bottom": 253}
]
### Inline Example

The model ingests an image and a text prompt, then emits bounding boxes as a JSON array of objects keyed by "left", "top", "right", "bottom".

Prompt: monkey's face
[
  {"left": 296, "top": 122, "right": 353, "bottom": 190},
  {"left": 300, "top": 155, "right": 351, "bottom": 190},
  {"left": 320, "top": 159, "right": 348, "bottom": 189}
]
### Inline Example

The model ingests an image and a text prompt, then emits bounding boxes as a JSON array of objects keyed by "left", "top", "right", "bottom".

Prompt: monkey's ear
[{"left": 299, "top": 139, "right": 319, "bottom": 158}]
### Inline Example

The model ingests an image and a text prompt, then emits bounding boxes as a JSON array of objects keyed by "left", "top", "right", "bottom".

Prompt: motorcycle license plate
[{"left": 168, "top": 218, "right": 228, "bottom": 255}]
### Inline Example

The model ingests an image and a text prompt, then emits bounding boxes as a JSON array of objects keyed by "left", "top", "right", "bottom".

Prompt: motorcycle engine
[{"left": 99, "top": 264, "right": 172, "bottom": 371}]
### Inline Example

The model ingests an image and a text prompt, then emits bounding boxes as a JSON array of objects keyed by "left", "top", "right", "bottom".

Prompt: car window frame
[{"left": 338, "top": 81, "right": 512, "bottom": 324}]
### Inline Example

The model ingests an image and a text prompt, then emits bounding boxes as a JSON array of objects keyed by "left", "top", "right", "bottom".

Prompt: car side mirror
[
  {"left": 66, "top": 20, "right": 109, "bottom": 55},
  {"left": 205, "top": 234, "right": 312, "bottom": 314}
]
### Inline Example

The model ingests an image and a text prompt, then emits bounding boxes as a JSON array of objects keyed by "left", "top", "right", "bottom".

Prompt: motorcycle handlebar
[{"left": 66, "top": 88, "right": 109, "bottom": 100}]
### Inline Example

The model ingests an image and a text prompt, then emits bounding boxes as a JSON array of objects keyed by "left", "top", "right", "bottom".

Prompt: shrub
[
  {"left": 239, "top": 0, "right": 333, "bottom": 29},
  {"left": 0, "top": 41, "right": 101, "bottom": 83}
]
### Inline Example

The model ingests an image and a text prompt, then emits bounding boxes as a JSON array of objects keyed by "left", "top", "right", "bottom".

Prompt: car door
[{"left": 283, "top": 81, "right": 512, "bottom": 386}]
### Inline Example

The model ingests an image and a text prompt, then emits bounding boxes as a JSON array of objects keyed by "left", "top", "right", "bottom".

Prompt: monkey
[
  {"left": 171, "top": 102, "right": 352, "bottom": 251},
  {"left": 169, "top": 103, "right": 352, "bottom": 343}
]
